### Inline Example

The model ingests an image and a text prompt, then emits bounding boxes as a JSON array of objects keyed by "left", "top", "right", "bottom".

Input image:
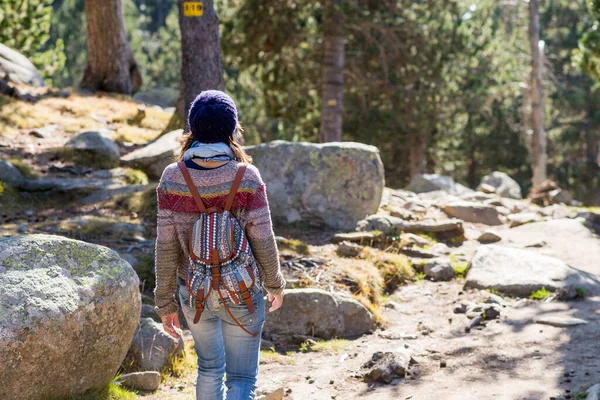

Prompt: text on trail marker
[{"left": 183, "top": 1, "right": 203, "bottom": 16}]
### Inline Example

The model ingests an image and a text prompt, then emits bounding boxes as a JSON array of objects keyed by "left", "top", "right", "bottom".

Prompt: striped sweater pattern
[{"left": 153, "top": 161, "right": 286, "bottom": 317}]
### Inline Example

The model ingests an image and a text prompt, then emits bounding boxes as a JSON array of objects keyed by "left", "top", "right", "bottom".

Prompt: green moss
[
  {"left": 450, "top": 254, "right": 469, "bottom": 279},
  {"left": 122, "top": 168, "right": 149, "bottom": 185},
  {"left": 51, "top": 147, "right": 118, "bottom": 169},
  {"left": 0, "top": 180, "right": 22, "bottom": 212},
  {"left": 9, "top": 158, "right": 39, "bottom": 179},
  {"left": 529, "top": 287, "right": 554, "bottom": 300},
  {"left": 575, "top": 286, "right": 586, "bottom": 298},
  {"left": 416, "top": 232, "right": 438, "bottom": 243},
  {"left": 299, "top": 338, "right": 351, "bottom": 353},
  {"left": 278, "top": 238, "right": 310, "bottom": 255}
]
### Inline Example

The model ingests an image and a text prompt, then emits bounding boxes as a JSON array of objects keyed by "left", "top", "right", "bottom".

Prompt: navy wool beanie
[{"left": 188, "top": 90, "right": 238, "bottom": 143}]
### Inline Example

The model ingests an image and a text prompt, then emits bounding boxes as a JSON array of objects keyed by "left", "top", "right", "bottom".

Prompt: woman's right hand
[
  {"left": 267, "top": 293, "right": 283, "bottom": 312},
  {"left": 161, "top": 312, "right": 181, "bottom": 339}
]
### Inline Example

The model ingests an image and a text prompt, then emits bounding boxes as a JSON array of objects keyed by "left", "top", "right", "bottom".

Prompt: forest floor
[{"left": 1, "top": 90, "right": 600, "bottom": 400}]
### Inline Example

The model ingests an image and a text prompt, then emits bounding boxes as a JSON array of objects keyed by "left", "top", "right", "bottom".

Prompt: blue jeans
[{"left": 178, "top": 280, "right": 265, "bottom": 400}]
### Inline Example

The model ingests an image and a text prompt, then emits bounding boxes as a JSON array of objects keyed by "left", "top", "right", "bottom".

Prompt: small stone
[
  {"left": 308, "top": 379, "right": 315, "bottom": 384},
  {"left": 440, "top": 360, "right": 447, "bottom": 368},
  {"left": 118, "top": 371, "right": 160, "bottom": 392},
  {"left": 534, "top": 316, "right": 588, "bottom": 328},
  {"left": 477, "top": 231, "right": 502, "bottom": 244},
  {"left": 256, "top": 381, "right": 284, "bottom": 400},
  {"left": 525, "top": 239, "right": 547, "bottom": 248},
  {"left": 336, "top": 241, "right": 364, "bottom": 258}
]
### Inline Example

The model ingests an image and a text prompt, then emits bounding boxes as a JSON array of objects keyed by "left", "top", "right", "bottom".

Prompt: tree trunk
[
  {"left": 528, "top": 0, "right": 547, "bottom": 189},
  {"left": 80, "top": 0, "right": 141, "bottom": 94},
  {"left": 319, "top": 0, "right": 344, "bottom": 143},
  {"left": 408, "top": 133, "right": 426, "bottom": 178},
  {"left": 177, "top": 0, "right": 224, "bottom": 122}
]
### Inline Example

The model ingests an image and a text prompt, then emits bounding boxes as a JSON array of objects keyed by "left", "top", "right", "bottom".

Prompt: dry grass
[
  {"left": 299, "top": 338, "right": 351, "bottom": 353},
  {"left": 0, "top": 92, "right": 172, "bottom": 144},
  {"left": 259, "top": 350, "right": 297, "bottom": 365}
]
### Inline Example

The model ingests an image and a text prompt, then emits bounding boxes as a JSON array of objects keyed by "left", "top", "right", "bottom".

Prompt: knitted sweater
[{"left": 153, "top": 160, "right": 286, "bottom": 317}]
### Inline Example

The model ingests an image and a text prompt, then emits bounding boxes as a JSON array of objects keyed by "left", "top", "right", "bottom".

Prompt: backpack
[{"left": 177, "top": 161, "right": 263, "bottom": 337}]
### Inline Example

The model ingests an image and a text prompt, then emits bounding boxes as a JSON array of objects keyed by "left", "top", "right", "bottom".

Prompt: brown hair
[{"left": 177, "top": 123, "right": 253, "bottom": 163}]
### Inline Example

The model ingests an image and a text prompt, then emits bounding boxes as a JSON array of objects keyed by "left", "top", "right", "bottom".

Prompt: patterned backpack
[{"left": 177, "top": 162, "right": 263, "bottom": 337}]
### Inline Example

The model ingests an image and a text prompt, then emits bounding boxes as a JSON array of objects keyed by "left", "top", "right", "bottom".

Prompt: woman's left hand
[{"left": 161, "top": 312, "right": 181, "bottom": 339}]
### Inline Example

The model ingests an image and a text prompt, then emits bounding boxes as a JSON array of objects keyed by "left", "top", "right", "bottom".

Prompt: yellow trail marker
[{"left": 184, "top": 1, "right": 203, "bottom": 16}]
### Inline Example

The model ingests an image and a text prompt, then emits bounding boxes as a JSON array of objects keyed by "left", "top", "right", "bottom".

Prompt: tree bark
[
  {"left": 319, "top": 0, "right": 344, "bottom": 143},
  {"left": 177, "top": 0, "right": 224, "bottom": 121},
  {"left": 408, "top": 133, "right": 426, "bottom": 177},
  {"left": 80, "top": 0, "right": 141, "bottom": 94},
  {"left": 528, "top": 0, "right": 547, "bottom": 189}
]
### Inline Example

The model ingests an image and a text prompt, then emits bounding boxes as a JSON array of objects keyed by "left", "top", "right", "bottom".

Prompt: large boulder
[
  {"left": 500, "top": 219, "right": 600, "bottom": 281},
  {"left": 246, "top": 141, "right": 385, "bottom": 230},
  {"left": 464, "top": 245, "right": 592, "bottom": 297},
  {"left": 0, "top": 235, "right": 140, "bottom": 400},
  {"left": 478, "top": 171, "right": 522, "bottom": 199},
  {"left": 0, "top": 43, "right": 45, "bottom": 86},
  {"left": 441, "top": 201, "right": 503, "bottom": 225},
  {"left": 263, "top": 288, "right": 376, "bottom": 339},
  {"left": 407, "top": 174, "right": 474, "bottom": 196},
  {"left": 0, "top": 159, "right": 24, "bottom": 186},
  {"left": 133, "top": 87, "right": 179, "bottom": 108},
  {"left": 65, "top": 130, "right": 121, "bottom": 167},
  {"left": 120, "top": 129, "right": 183, "bottom": 179}
]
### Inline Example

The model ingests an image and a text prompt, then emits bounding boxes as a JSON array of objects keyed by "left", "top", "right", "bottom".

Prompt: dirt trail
[{"left": 143, "top": 280, "right": 600, "bottom": 400}]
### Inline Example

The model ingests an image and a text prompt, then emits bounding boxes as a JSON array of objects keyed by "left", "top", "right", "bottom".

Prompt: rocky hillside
[{"left": 1, "top": 91, "right": 600, "bottom": 400}]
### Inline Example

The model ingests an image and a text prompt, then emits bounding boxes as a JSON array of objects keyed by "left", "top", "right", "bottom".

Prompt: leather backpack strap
[
  {"left": 224, "top": 164, "right": 247, "bottom": 211},
  {"left": 177, "top": 161, "right": 207, "bottom": 213}
]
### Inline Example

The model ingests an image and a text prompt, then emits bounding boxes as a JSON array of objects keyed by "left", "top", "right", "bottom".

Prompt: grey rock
[
  {"left": 0, "top": 235, "right": 140, "bottom": 400},
  {"left": 442, "top": 201, "right": 503, "bottom": 225},
  {"left": 120, "top": 253, "right": 140, "bottom": 268},
  {"left": 109, "top": 222, "right": 147, "bottom": 238},
  {"left": 263, "top": 289, "right": 375, "bottom": 339},
  {"left": 140, "top": 304, "right": 160, "bottom": 322},
  {"left": 65, "top": 130, "right": 120, "bottom": 163},
  {"left": 80, "top": 183, "right": 150, "bottom": 205},
  {"left": 477, "top": 231, "right": 502, "bottom": 243},
  {"left": 16, "top": 223, "right": 28, "bottom": 233},
  {"left": 118, "top": 371, "right": 161, "bottom": 392},
  {"left": 0, "top": 159, "right": 24, "bottom": 186},
  {"left": 585, "top": 383, "right": 600, "bottom": 400},
  {"left": 533, "top": 316, "right": 588, "bottom": 327},
  {"left": 407, "top": 174, "right": 474, "bottom": 195},
  {"left": 507, "top": 212, "right": 540, "bottom": 228},
  {"left": 19, "top": 177, "right": 121, "bottom": 192},
  {"left": 362, "top": 350, "right": 412, "bottom": 383},
  {"left": 30, "top": 124, "right": 60, "bottom": 139},
  {"left": 478, "top": 183, "right": 496, "bottom": 194},
  {"left": 402, "top": 233, "right": 433, "bottom": 247},
  {"left": 260, "top": 339, "right": 276, "bottom": 351},
  {"left": 133, "top": 87, "right": 179, "bottom": 108},
  {"left": 125, "top": 318, "right": 184, "bottom": 372},
  {"left": 478, "top": 171, "right": 522, "bottom": 199},
  {"left": 0, "top": 43, "right": 45, "bottom": 86},
  {"left": 121, "top": 129, "right": 183, "bottom": 179},
  {"left": 423, "top": 258, "right": 454, "bottom": 281},
  {"left": 525, "top": 239, "right": 547, "bottom": 248},
  {"left": 246, "top": 141, "right": 385, "bottom": 230},
  {"left": 356, "top": 214, "right": 464, "bottom": 235},
  {"left": 464, "top": 245, "right": 590, "bottom": 297},
  {"left": 459, "top": 192, "right": 498, "bottom": 202},
  {"left": 548, "top": 188, "right": 572, "bottom": 205},
  {"left": 336, "top": 241, "right": 364, "bottom": 258}
]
